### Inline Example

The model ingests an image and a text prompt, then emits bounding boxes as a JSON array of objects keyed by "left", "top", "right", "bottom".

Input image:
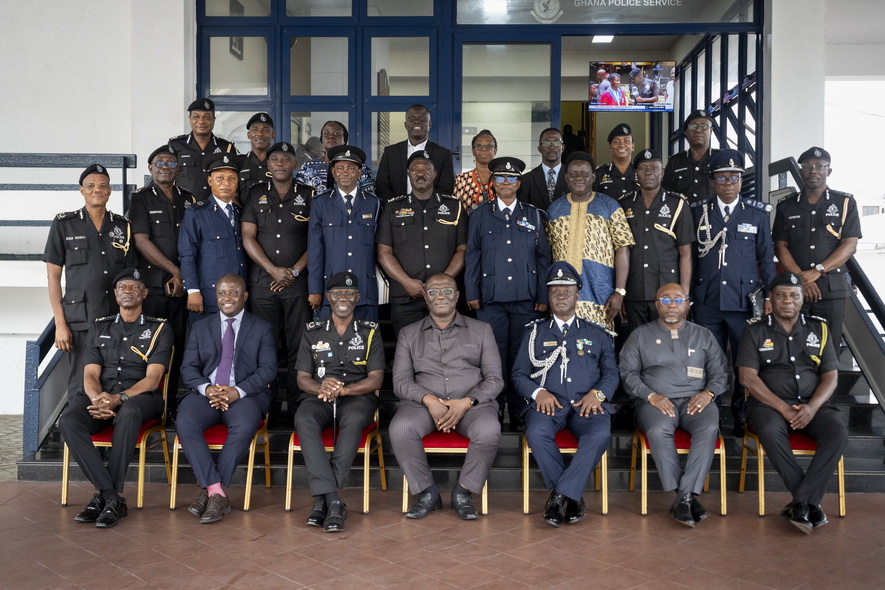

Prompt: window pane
[
  {"left": 206, "top": 0, "right": 271, "bottom": 17},
  {"left": 211, "top": 111, "right": 255, "bottom": 154},
  {"left": 370, "top": 111, "right": 407, "bottom": 168},
  {"left": 290, "top": 111, "right": 351, "bottom": 162},
  {"left": 286, "top": 0, "right": 350, "bottom": 17},
  {"left": 290, "top": 37, "right": 348, "bottom": 96},
  {"left": 209, "top": 36, "right": 268, "bottom": 96},
  {"left": 461, "top": 44, "right": 550, "bottom": 170},
  {"left": 368, "top": 0, "right": 433, "bottom": 16},
  {"left": 371, "top": 37, "right": 429, "bottom": 96}
]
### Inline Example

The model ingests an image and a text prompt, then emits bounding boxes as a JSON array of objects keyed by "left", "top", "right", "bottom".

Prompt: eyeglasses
[
  {"left": 686, "top": 123, "right": 711, "bottom": 131},
  {"left": 494, "top": 176, "right": 518, "bottom": 184},
  {"left": 799, "top": 163, "right": 829, "bottom": 172},
  {"left": 713, "top": 175, "right": 741, "bottom": 185},
  {"left": 473, "top": 144, "right": 497, "bottom": 151},
  {"left": 658, "top": 297, "right": 686, "bottom": 306},
  {"left": 329, "top": 289, "right": 358, "bottom": 300},
  {"left": 425, "top": 287, "right": 455, "bottom": 298},
  {"left": 152, "top": 161, "right": 178, "bottom": 169},
  {"left": 539, "top": 140, "right": 563, "bottom": 148}
]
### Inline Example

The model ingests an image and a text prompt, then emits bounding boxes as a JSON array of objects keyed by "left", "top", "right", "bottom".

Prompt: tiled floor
[{"left": 1, "top": 479, "right": 883, "bottom": 589}]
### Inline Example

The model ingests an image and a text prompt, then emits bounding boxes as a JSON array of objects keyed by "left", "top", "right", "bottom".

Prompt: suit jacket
[
  {"left": 375, "top": 140, "right": 455, "bottom": 201},
  {"left": 179, "top": 310, "right": 276, "bottom": 413},
  {"left": 517, "top": 164, "right": 568, "bottom": 211}
]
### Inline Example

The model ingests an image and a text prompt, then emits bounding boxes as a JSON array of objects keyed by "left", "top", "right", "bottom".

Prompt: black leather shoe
[
  {"left": 564, "top": 496, "right": 586, "bottom": 525},
  {"left": 95, "top": 497, "right": 128, "bottom": 528},
  {"left": 188, "top": 488, "right": 209, "bottom": 518},
  {"left": 508, "top": 415, "right": 525, "bottom": 432},
  {"left": 542, "top": 491, "right": 565, "bottom": 528},
  {"left": 323, "top": 500, "right": 347, "bottom": 532},
  {"left": 808, "top": 504, "right": 828, "bottom": 528},
  {"left": 74, "top": 494, "right": 106, "bottom": 523},
  {"left": 690, "top": 496, "right": 709, "bottom": 523},
  {"left": 306, "top": 496, "right": 327, "bottom": 527},
  {"left": 732, "top": 421, "right": 746, "bottom": 439},
  {"left": 451, "top": 491, "right": 478, "bottom": 520},
  {"left": 200, "top": 494, "right": 231, "bottom": 524},
  {"left": 782, "top": 502, "right": 813, "bottom": 534},
  {"left": 405, "top": 493, "right": 443, "bottom": 519},
  {"left": 668, "top": 493, "right": 696, "bottom": 528}
]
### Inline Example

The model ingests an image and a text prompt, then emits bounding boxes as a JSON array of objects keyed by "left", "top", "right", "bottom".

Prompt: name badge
[
  {"left": 687, "top": 367, "right": 704, "bottom": 378},
  {"left": 362, "top": 213, "right": 374, "bottom": 219},
  {"left": 542, "top": 341, "right": 558, "bottom": 347},
  {"left": 737, "top": 223, "right": 758, "bottom": 234}
]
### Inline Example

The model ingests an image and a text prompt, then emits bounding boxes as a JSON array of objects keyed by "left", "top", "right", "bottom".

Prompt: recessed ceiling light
[{"left": 592, "top": 36, "right": 614, "bottom": 43}]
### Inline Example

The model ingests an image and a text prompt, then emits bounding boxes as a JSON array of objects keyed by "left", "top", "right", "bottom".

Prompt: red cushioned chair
[
  {"left": 169, "top": 414, "right": 271, "bottom": 511},
  {"left": 285, "top": 407, "right": 387, "bottom": 514},
  {"left": 521, "top": 430, "right": 608, "bottom": 515},
  {"left": 60, "top": 355, "right": 172, "bottom": 509},
  {"left": 739, "top": 428, "right": 845, "bottom": 517},
  {"left": 630, "top": 428, "right": 727, "bottom": 516},
  {"left": 401, "top": 431, "right": 489, "bottom": 514}
]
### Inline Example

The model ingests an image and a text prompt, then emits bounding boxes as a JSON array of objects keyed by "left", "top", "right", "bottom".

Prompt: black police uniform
[
  {"left": 772, "top": 189, "right": 861, "bottom": 353},
  {"left": 167, "top": 133, "right": 237, "bottom": 200},
  {"left": 375, "top": 192, "right": 468, "bottom": 333},
  {"left": 736, "top": 313, "right": 848, "bottom": 506},
  {"left": 619, "top": 188, "right": 694, "bottom": 331},
  {"left": 663, "top": 148, "right": 719, "bottom": 205},
  {"left": 293, "top": 318, "right": 385, "bottom": 496},
  {"left": 593, "top": 162, "right": 638, "bottom": 199},
  {"left": 58, "top": 313, "right": 173, "bottom": 495},
  {"left": 238, "top": 151, "right": 271, "bottom": 198},
  {"left": 42, "top": 208, "right": 137, "bottom": 397},
  {"left": 241, "top": 179, "right": 314, "bottom": 399}
]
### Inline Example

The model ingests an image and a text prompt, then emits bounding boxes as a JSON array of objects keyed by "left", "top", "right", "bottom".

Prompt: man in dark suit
[
  {"left": 517, "top": 127, "right": 568, "bottom": 211},
  {"left": 374, "top": 104, "right": 455, "bottom": 201},
  {"left": 176, "top": 274, "right": 277, "bottom": 524}
]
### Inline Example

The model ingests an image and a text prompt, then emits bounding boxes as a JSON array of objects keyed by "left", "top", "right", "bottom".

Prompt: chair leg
[
  {"left": 244, "top": 436, "right": 258, "bottom": 512},
  {"left": 739, "top": 434, "right": 749, "bottom": 493},
  {"left": 363, "top": 438, "right": 371, "bottom": 515},
  {"left": 719, "top": 439, "right": 727, "bottom": 516},
  {"left": 263, "top": 432, "right": 271, "bottom": 489},
  {"left": 61, "top": 443, "right": 70, "bottom": 506},
  {"left": 629, "top": 432, "right": 638, "bottom": 492},
  {"left": 640, "top": 435, "right": 648, "bottom": 516},
  {"left": 136, "top": 437, "right": 149, "bottom": 509},
  {"left": 838, "top": 455, "right": 846, "bottom": 517},
  {"left": 402, "top": 475, "right": 409, "bottom": 513},
  {"left": 757, "top": 442, "right": 765, "bottom": 517},
  {"left": 376, "top": 433, "right": 387, "bottom": 491},
  {"left": 522, "top": 437, "right": 530, "bottom": 515},
  {"left": 285, "top": 434, "right": 295, "bottom": 512},
  {"left": 703, "top": 473, "right": 710, "bottom": 493},
  {"left": 161, "top": 431, "right": 171, "bottom": 484},
  {"left": 481, "top": 480, "right": 489, "bottom": 515},
  {"left": 169, "top": 438, "right": 180, "bottom": 510},
  {"left": 600, "top": 451, "right": 608, "bottom": 516}
]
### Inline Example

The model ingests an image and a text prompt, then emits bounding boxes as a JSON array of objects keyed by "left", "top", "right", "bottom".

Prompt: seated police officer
[
  {"left": 512, "top": 262, "right": 618, "bottom": 527},
  {"left": 58, "top": 268, "right": 172, "bottom": 528},
  {"left": 737, "top": 272, "right": 848, "bottom": 534},
  {"left": 293, "top": 271, "right": 385, "bottom": 532}
]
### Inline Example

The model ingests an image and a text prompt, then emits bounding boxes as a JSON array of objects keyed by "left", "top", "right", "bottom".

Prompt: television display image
[{"left": 589, "top": 61, "right": 677, "bottom": 112}]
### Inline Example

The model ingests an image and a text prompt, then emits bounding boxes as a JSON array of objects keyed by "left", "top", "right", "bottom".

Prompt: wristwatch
[
  {"left": 468, "top": 396, "right": 479, "bottom": 407},
  {"left": 291, "top": 268, "right": 301, "bottom": 278},
  {"left": 814, "top": 264, "right": 826, "bottom": 276},
  {"left": 613, "top": 288, "right": 627, "bottom": 297},
  {"left": 119, "top": 393, "right": 129, "bottom": 403},
  {"left": 593, "top": 390, "right": 606, "bottom": 402}
]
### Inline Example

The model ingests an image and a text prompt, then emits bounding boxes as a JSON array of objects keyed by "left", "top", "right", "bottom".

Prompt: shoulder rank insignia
[
  {"left": 744, "top": 198, "right": 773, "bottom": 212},
  {"left": 357, "top": 320, "right": 379, "bottom": 330}
]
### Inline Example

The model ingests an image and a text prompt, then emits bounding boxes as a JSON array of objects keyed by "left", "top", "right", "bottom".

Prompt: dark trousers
[
  {"left": 175, "top": 392, "right": 263, "bottom": 488},
  {"left": 747, "top": 400, "right": 848, "bottom": 505},
  {"left": 58, "top": 392, "right": 163, "bottom": 494},
  {"left": 476, "top": 300, "right": 538, "bottom": 417},
  {"left": 693, "top": 301, "right": 749, "bottom": 421},
  {"left": 622, "top": 300, "right": 658, "bottom": 342},
  {"left": 802, "top": 297, "right": 845, "bottom": 362},
  {"left": 66, "top": 330, "right": 90, "bottom": 398},
  {"left": 143, "top": 292, "right": 187, "bottom": 405},
  {"left": 391, "top": 298, "right": 429, "bottom": 336},
  {"left": 524, "top": 405, "right": 611, "bottom": 501},
  {"left": 293, "top": 394, "right": 377, "bottom": 496}
]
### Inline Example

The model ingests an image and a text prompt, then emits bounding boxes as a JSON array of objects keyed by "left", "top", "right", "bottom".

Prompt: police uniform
[
  {"left": 511, "top": 262, "right": 618, "bottom": 512},
  {"left": 168, "top": 99, "right": 237, "bottom": 200},
  {"left": 593, "top": 124, "right": 638, "bottom": 199},
  {"left": 736, "top": 286, "right": 847, "bottom": 509},
  {"left": 238, "top": 151, "right": 271, "bottom": 197},
  {"left": 308, "top": 145, "right": 381, "bottom": 321},
  {"left": 465, "top": 156, "right": 551, "bottom": 425},
  {"left": 663, "top": 111, "right": 720, "bottom": 205},
  {"left": 376, "top": 151, "right": 468, "bottom": 333},
  {"left": 58, "top": 269, "right": 173, "bottom": 500}
]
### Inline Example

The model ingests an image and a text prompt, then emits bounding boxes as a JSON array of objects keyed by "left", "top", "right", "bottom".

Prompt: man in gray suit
[
  {"left": 390, "top": 273, "right": 503, "bottom": 521},
  {"left": 619, "top": 283, "right": 728, "bottom": 527}
]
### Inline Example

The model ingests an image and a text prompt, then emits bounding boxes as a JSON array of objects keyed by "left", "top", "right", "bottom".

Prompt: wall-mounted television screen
[{"left": 589, "top": 61, "right": 677, "bottom": 112}]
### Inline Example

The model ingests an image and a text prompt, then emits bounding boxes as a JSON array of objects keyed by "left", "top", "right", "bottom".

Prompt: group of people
[{"left": 46, "top": 98, "right": 858, "bottom": 535}]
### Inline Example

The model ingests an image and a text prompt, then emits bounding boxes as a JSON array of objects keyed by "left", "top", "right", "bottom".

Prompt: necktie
[
  {"left": 345, "top": 195, "right": 353, "bottom": 215},
  {"left": 503, "top": 208, "right": 510, "bottom": 221},
  {"left": 547, "top": 168, "right": 556, "bottom": 199},
  {"left": 561, "top": 322, "right": 569, "bottom": 337},
  {"left": 216, "top": 318, "right": 235, "bottom": 388},
  {"left": 723, "top": 205, "right": 730, "bottom": 222},
  {"left": 225, "top": 203, "right": 235, "bottom": 228}
]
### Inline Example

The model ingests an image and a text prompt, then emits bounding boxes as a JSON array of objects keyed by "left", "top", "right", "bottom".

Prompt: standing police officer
[
  {"left": 44, "top": 164, "right": 137, "bottom": 398},
  {"left": 238, "top": 112, "right": 275, "bottom": 198},
  {"left": 465, "top": 156, "right": 551, "bottom": 429},
  {"left": 593, "top": 124, "right": 638, "bottom": 199},
  {"left": 168, "top": 98, "right": 237, "bottom": 200},
  {"left": 664, "top": 110, "right": 720, "bottom": 205},
  {"left": 772, "top": 147, "right": 861, "bottom": 359}
]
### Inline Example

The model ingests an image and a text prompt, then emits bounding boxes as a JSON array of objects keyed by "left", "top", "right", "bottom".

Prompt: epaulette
[
  {"left": 295, "top": 182, "right": 315, "bottom": 197},
  {"left": 806, "top": 314, "right": 829, "bottom": 324},
  {"left": 523, "top": 317, "right": 545, "bottom": 329},
  {"left": 168, "top": 134, "right": 188, "bottom": 143},
  {"left": 109, "top": 211, "right": 130, "bottom": 223},
  {"left": 745, "top": 316, "right": 763, "bottom": 326},
  {"left": 357, "top": 320, "right": 379, "bottom": 330},
  {"left": 94, "top": 315, "right": 115, "bottom": 322},
  {"left": 191, "top": 200, "right": 208, "bottom": 209},
  {"left": 439, "top": 193, "right": 459, "bottom": 201},
  {"left": 605, "top": 328, "right": 618, "bottom": 338},
  {"left": 829, "top": 189, "right": 854, "bottom": 199},
  {"left": 144, "top": 316, "right": 167, "bottom": 323},
  {"left": 305, "top": 321, "right": 324, "bottom": 331},
  {"left": 666, "top": 190, "right": 688, "bottom": 201},
  {"left": 55, "top": 211, "right": 77, "bottom": 220},
  {"left": 388, "top": 195, "right": 408, "bottom": 202},
  {"left": 689, "top": 200, "right": 706, "bottom": 209},
  {"left": 744, "top": 198, "right": 773, "bottom": 213}
]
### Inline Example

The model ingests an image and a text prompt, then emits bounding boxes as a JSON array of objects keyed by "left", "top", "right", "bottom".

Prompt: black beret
[
  {"left": 79, "top": 163, "right": 110, "bottom": 186},
  {"left": 326, "top": 271, "right": 359, "bottom": 291},
  {"left": 708, "top": 149, "right": 745, "bottom": 176},
  {"left": 633, "top": 149, "right": 663, "bottom": 168},
  {"left": 328, "top": 145, "right": 367, "bottom": 166},
  {"left": 629, "top": 67, "right": 642, "bottom": 78},
  {"left": 406, "top": 150, "right": 436, "bottom": 169},
  {"left": 768, "top": 271, "right": 802, "bottom": 292},
  {"left": 267, "top": 142, "right": 296, "bottom": 158},
  {"left": 488, "top": 157, "right": 526, "bottom": 177},
  {"left": 607, "top": 123, "right": 633, "bottom": 143},
  {"left": 546, "top": 261, "right": 583, "bottom": 290},
  {"left": 113, "top": 268, "right": 146, "bottom": 287},
  {"left": 187, "top": 98, "right": 215, "bottom": 112},
  {"left": 797, "top": 146, "right": 831, "bottom": 164},
  {"left": 683, "top": 109, "right": 713, "bottom": 130},
  {"left": 565, "top": 151, "right": 595, "bottom": 170},
  {"left": 247, "top": 112, "right": 274, "bottom": 129},
  {"left": 148, "top": 145, "right": 176, "bottom": 164},
  {"left": 204, "top": 153, "right": 240, "bottom": 173}
]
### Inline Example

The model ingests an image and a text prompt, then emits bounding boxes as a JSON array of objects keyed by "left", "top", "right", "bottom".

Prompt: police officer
[
  {"left": 242, "top": 141, "right": 313, "bottom": 402},
  {"left": 736, "top": 272, "right": 847, "bottom": 534},
  {"left": 293, "top": 271, "right": 385, "bottom": 533},
  {"left": 664, "top": 110, "right": 720, "bottom": 205},
  {"left": 178, "top": 153, "right": 248, "bottom": 321},
  {"left": 772, "top": 147, "right": 861, "bottom": 359},
  {"left": 168, "top": 98, "right": 237, "bottom": 200},
  {"left": 308, "top": 145, "right": 381, "bottom": 321},
  {"left": 57, "top": 268, "right": 173, "bottom": 528},
  {"left": 593, "top": 123, "right": 638, "bottom": 199},
  {"left": 512, "top": 262, "right": 618, "bottom": 527},
  {"left": 376, "top": 150, "right": 468, "bottom": 334},
  {"left": 43, "top": 164, "right": 137, "bottom": 399},
  {"left": 128, "top": 145, "right": 197, "bottom": 402},
  {"left": 238, "top": 112, "right": 275, "bottom": 197},
  {"left": 691, "top": 149, "right": 776, "bottom": 435},
  {"left": 619, "top": 149, "right": 694, "bottom": 336},
  {"left": 465, "top": 156, "right": 551, "bottom": 429}
]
